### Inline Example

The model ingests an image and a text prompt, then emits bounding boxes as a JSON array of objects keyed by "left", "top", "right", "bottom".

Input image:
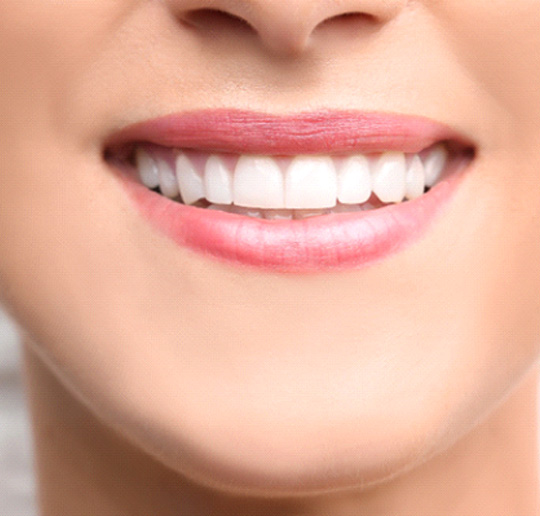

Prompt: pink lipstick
[{"left": 106, "top": 110, "right": 474, "bottom": 272}]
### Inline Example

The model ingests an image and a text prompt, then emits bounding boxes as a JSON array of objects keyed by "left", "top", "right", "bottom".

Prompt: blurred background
[{"left": 0, "top": 309, "right": 37, "bottom": 515}]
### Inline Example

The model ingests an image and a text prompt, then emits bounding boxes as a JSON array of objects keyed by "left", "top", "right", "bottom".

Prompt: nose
[{"left": 168, "top": 0, "right": 407, "bottom": 56}]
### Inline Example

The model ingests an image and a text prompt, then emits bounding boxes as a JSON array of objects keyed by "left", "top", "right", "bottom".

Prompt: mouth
[{"left": 105, "top": 110, "right": 475, "bottom": 273}]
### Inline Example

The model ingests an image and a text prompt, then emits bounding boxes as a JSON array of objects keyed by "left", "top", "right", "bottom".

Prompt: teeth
[
  {"left": 157, "top": 158, "right": 179, "bottom": 198},
  {"left": 229, "top": 205, "right": 262, "bottom": 218},
  {"left": 234, "top": 156, "right": 284, "bottom": 208},
  {"left": 285, "top": 156, "right": 337, "bottom": 209},
  {"left": 204, "top": 155, "right": 233, "bottom": 205},
  {"left": 263, "top": 209, "right": 293, "bottom": 220},
  {"left": 136, "top": 148, "right": 160, "bottom": 189},
  {"left": 337, "top": 154, "right": 372, "bottom": 204},
  {"left": 405, "top": 155, "right": 425, "bottom": 200},
  {"left": 332, "top": 202, "right": 365, "bottom": 213},
  {"left": 134, "top": 143, "right": 453, "bottom": 213},
  {"left": 176, "top": 152, "right": 205, "bottom": 205},
  {"left": 207, "top": 204, "right": 366, "bottom": 220},
  {"left": 294, "top": 208, "right": 331, "bottom": 220},
  {"left": 423, "top": 143, "right": 448, "bottom": 187},
  {"left": 371, "top": 151, "right": 407, "bottom": 203},
  {"left": 208, "top": 204, "right": 231, "bottom": 212}
]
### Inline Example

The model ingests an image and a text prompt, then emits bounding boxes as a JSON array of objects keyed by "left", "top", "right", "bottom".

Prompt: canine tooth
[
  {"left": 176, "top": 152, "right": 205, "bottom": 205},
  {"left": 157, "top": 158, "right": 179, "bottom": 198},
  {"left": 234, "top": 156, "right": 284, "bottom": 208},
  {"left": 337, "top": 154, "right": 372, "bottom": 204},
  {"left": 135, "top": 148, "right": 159, "bottom": 189},
  {"left": 285, "top": 156, "right": 337, "bottom": 209},
  {"left": 205, "top": 155, "right": 233, "bottom": 205},
  {"left": 371, "top": 151, "right": 407, "bottom": 203},
  {"left": 405, "top": 155, "right": 425, "bottom": 200},
  {"left": 424, "top": 144, "right": 448, "bottom": 187}
]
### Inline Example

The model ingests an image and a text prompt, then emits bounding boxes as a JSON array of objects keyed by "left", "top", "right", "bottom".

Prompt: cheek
[
  {"left": 429, "top": 0, "right": 540, "bottom": 132},
  {"left": 0, "top": 1, "right": 138, "bottom": 131}
]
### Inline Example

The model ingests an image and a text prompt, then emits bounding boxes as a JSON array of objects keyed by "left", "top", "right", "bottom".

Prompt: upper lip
[{"left": 104, "top": 109, "right": 475, "bottom": 157}]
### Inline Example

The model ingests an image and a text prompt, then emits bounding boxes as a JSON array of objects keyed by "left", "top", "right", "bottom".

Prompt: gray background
[{"left": 0, "top": 310, "right": 37, "bottom": 516}]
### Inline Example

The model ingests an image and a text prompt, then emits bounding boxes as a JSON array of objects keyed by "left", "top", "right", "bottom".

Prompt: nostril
[
  {"left": 182, "top": 8, "right": 254, "bottom": 34},
  {"left": 318, "top": 11, "right": 375, "bottom": 29}
]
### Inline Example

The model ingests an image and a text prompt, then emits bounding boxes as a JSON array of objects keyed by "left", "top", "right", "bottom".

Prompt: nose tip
[{"left": 171, "top": 0, "right": 407, "bottom": 56}]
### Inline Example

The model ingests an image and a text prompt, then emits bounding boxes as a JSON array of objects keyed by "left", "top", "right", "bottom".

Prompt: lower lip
[{"left": 116, "top": 159, "right": 469, "bottom": 273}]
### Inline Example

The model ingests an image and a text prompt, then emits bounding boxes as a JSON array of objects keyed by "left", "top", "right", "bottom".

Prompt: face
[{"left": 1, "top": 0, "right": 539, "bottom": 495}]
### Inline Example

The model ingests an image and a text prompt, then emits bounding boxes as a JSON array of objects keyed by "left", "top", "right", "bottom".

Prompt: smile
[{"left": 105, "top": 110, "right": 475, "bottom": 272}]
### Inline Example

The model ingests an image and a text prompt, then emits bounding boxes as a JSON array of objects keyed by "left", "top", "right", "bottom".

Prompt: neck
[{"left": 22, "top": 339, "right": 539, "bottom": 516}]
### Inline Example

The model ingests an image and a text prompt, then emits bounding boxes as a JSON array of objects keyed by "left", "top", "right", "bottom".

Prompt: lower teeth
[
  {"left": 150, "top": 188, "right": 424, "bottom": 220},
  {"left": 207, "top": 200, "right": 385, "bottom": 219}
]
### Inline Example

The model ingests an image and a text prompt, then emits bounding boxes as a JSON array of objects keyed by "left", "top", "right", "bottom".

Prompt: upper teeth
[{"left": 134, "top": 144, "right": 449, "bottom": 210}]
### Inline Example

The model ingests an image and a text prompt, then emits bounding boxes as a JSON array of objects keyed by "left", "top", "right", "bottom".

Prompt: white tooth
[
  {"left": 208, "top": 203, "right": 234, "bottom": 212},
  {"left": 135, "top": 148, "right": 159, "bottom": 189},
  {"left": 204, "top": 155, "right": 233, "bottom": 205},
  {"left": 157, "top": 158, "right": 179, "bottom": 198},
  {"left": 293, "top": 208, "right": 330, "bottom": 220},
  {"left": 423, "top": 144, "right": 448, "bottom": 187},
  {"left": 371, "top": 151, "right": 407, "bottom": 203},
  {"left": 263, "top": 209, "right": 293, "bottom": 220},
  {"left": 332, "top": 202, "right": 364, "bottom": 213},
  {"left": 337, "top": 154, "right": 372, "bottom": 204},
  {"left": 405, "top": 155, "right": 425, "bottom": 200},
  {"left": 285, "top": 156, "right": 337, "bottom": 209},
  {"left": 176, "top": 152, "right": 205, "bottom": 205},
  {"left": 230, "top": 205, "right": 262, "bottom": 218},
  {"left": 233, "top": 156, "right": 284, "bottom": 208},
  {"left": 360, "top": 202, "right": 377, "bottom": 211}
]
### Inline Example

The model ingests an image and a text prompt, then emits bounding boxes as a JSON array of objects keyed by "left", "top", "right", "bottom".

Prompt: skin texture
[{"left": 0, "top": 0, "right": 539, "bottom": 514}]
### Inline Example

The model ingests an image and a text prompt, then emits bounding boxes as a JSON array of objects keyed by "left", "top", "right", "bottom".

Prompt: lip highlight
[{"left": 108, "top": 110, "right": 474, "bottom": 273}]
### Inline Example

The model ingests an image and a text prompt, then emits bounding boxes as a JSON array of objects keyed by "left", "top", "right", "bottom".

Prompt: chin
[{"left": 73, "top": 338, "right": 518, "bottom": 498}]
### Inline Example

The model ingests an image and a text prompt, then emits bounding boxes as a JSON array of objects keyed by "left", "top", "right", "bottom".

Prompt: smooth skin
[{"left": 1, "top": 1, "right": 540, "bottom": 514}]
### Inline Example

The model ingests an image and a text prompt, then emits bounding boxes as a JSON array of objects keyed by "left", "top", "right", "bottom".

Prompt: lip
[
  {"left": 107, "top": 109, "right": 474, "bottom": 273},
  {"left": 105, "top": 109, "right": 472, "bottom": 156}
]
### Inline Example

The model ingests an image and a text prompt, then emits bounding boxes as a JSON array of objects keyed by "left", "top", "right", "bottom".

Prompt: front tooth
[
  {"left": 135, "top": 148, "right": 159, "bottom": 189},
  {"left": 337, "top": 154, "right": 372, "bottom": 204},
  {"left": 176, "top": 152, "right": 205, "bottom": 205},
  {"left": 371, "top": 151, "right": 407, "bottom": 203},
  {"left": 405, "top": 155, "right": 425, "bottom": 200},
  {"left": 204, "top": 155, "right": 233, "bottom": 205},
  {"left": 423, "top": 144, "right": 448, "bottom": 187},
  {"left": 233, "top": 156, "right": 284, "bottom": 208},
  {"left": 157, "top": 158, "right": 179, "bottom": 198},
  {"left": 285, "top": 156, "right": 337, "bottom": 209}
]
